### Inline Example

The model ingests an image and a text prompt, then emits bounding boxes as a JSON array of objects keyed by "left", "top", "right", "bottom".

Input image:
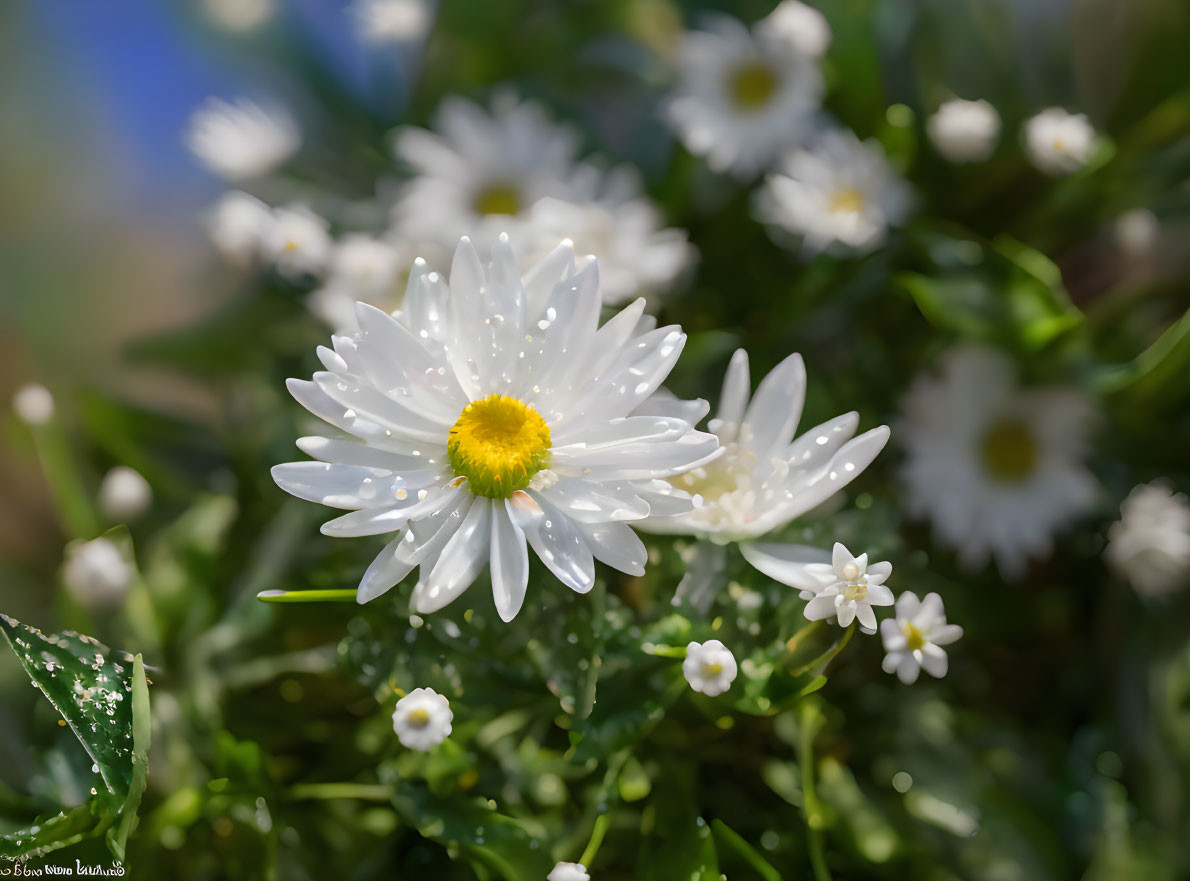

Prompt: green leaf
[
  {"left": 1093, "top": 306, "right": 1190, "bottom": 400},
  {"left": 0, "top": 803, "right": 107, "bottom": 860},
  {"left": 106, "top": 655, "right": 151, "bottom": 861},
  {"left": 637, "top": 771, "right": 719, "bottom": 881}
]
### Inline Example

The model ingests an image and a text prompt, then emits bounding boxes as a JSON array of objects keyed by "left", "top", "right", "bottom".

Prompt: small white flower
[
  {"left": 327, "top": 235, "right": 404, "bottom": 299},
  {"left": 756, "top": 128, "right": 912, "bottom": 255},
  {"left": 880, "top": 592, "right": 963, "bottom": 684},
  {"left": 1024, "top": 108, "right": 1095, "bottom": 176},
  {"left": 1106, "top": 482, "right": 1190, "bottom": 599},
  {"left": 392, "top": 687, "right": 452, "bottom": 750},
  {"left": 273, "top": 235, "right": 719, "bottom": 619},
  {"left": 666, "top": 7, "right": 825, "bottom": 177},
  {"left": 351, "top": 0, "right": 434, "bottom": 44},
  {"left": 898, "top": 346, "right": 1097, "bottom": 578},
  {"left": 792, "top": 542, "right": 893, "bottom": 633},
  {"left": 926, "top": 98, "right": 1000, "bottom": 163},
  {"left": 683, "top": 639, "right": 738, "bottom": 696},
  {"left": 761, "top": 0, "right": 831, "bottom": 58},
  {"left": 186, "top": 98, "right": 299, "bottom": 181},
  {"left": 13, "top": 383, "right": 54, "bottom": 426},
  {"left": 548, "top": 863, "right": 590, "bottom": 881},
  {"left": 266, "top": 206, "right": 333, "bottom": 278},
  {"left": 206, "top": 191, "right": 273, "bottom": 266},
  {"left": 203, "top": 0, "right": 274, "bottom": 32},
  {"left": 1114, "top": 209, "right": 1160, "bottom": 258},
  {"left": 62, "top": 538, "right": 133, "bottom": 609},
  {"left": 98, "top": 466, "right": 152, "bottom": 522}
]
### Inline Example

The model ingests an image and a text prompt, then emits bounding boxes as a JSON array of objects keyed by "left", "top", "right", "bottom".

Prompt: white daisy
[
  {"left": 548, "top": 863, "right": 590, "bottom": 881},
  {"left": 683, "top": 639, "right": 738, "bottom": 696},
  {"left": 266, "top": 206, "right": 333, "bottom": 278},
  {"left": 272, "top": 235, "right": 720, "bottom": 620},
  {"left": 774, "top": 542, "right": 894, "bottom": 633},
  {"left": 756, "top": 128, "right": 913, "bottom": 255},
  {"left": 1024, "top": 108, "right": 1096, "bottom": 176},
  {"left": 351, "top": 0, "right": 434, "bottom": 44},
  {"left": 391, "top": 93, "right": 585, "bottom": 255},
  {"left": 926, "top": 98, "right": 1000, "bottom": 163},
  {"left": 1106, "top": 482, "right": 1190, "bottom": 599},
  {"left": 13, "top": 383, "right": 54, "bottom": 426},
  {"left": 392, "top": 687, "right": 452, "bottom": 750},
  {"left": 98, "top": 466, "right": 152, "bottom": 522},
  {"left": 665, "top": 6, "right": 826, "bottom": 177},
  {"left": 898, "top": 346, "right": 1097, "bottom": 578},
  {"left": 62, "top": 538, "right": 133, "bottom": 609},
  {"left": 185, "top": 98, "right": 299, "bottom": 182},
  {"left": 879, "top": 592, "right": 963, "bottom": 684},
  {"left": 206, "top": 190, "right": 273, "bottom": 266}
]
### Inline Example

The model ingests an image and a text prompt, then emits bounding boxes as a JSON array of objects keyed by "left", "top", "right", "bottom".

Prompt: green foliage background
[{"left": 2, "top": 1, "right": 1190, "bottom": 879}]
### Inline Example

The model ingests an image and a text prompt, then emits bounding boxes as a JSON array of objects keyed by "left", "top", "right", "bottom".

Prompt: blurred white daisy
[
  {"left": 526, "top": 167, "right": 693, "bottom": 305},
  {"left": 13, "top": 382, "right": 55, "bottom": 426},
  {"left": 683, "top": 639, "right": 738, "bottom": 696},
  {"left": 898, "top": 346, "right": 1097, "bottom": 578},
  {"left": 98, "top": 466, "right": 152, "bottom": 522},
  {"left": 62, "top": 537, "right": 133, "bottom": 609},
  {"left": 548, "top": 863, "right": 590, "bottom": 881},
  {"left": 756, "top": 128, "right": 912, "bottom": 255},
  {"left": 754, "top": 542, "right": 894, "bottom": 633},
  {"left": 642, "top": 350, "right": 887, "bottom": 607},
  {"left": 351, "top": 0, "right": 434, "bottom": 44},
  {"left": 185, "top": 98, "right": 299, "bottom": 182},
  {"left": 927, "top": 98, "right": 1000, "bottom": 163},
  {"left": 266, "top": 206, "right": 333, "bottom": 278},
  {"left": 665, "top": 6, "right": 826, "bottom": 177},
  {"left": 1106, "top": 482, "right": 1190, "bottom": 599},
  {"left": 206, "top": 190, "right": 273, "bottom": 266},
  {"left": 880, "top": 591, "right": 963, "bottom": 684},
  {"left": 1024, "top": 108, "right": 1096, "bottom": 176},
  {"left": 273, "top": 235, "right": 720, "bottom": 620},
  {"left": 392, "top": 687, "right": 452, "bottom": 750}
]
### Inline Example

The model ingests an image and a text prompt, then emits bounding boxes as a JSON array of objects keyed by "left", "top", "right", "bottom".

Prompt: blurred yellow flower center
[
  {"left": 448, "top": 394, "right": 552, "bottom": 499},
  {"left": 829, "top": 188, "right": 865, "bottom": 214},
  {"left": 407, "top": 707, "right": 431, "bottom": 727},
  {"left": 979, "top": 419, "right": 1038, "bottom": 482},
  {"left": 702, "top": 661, "right": 724, "bottom": 677},
  {"left": 729, "top": 62, "right": 779, "bottom": 110},
  {"left": 474, "top": 184, "right": 522, "bottom": 216},
  {"left": 284, "top": 240, "right": 299, "bottom": 251},
  {"left": 1052, "top": 137, "right": 1065, "bottom": 152},
  {"left": 901, "top": 622, "right": 925, "bottom": 652}
]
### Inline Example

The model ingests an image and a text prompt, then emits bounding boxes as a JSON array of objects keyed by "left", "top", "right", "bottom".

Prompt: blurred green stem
[
  {"left": 290, "top": 783, "right": 394, "bottom": 801},
  {"left": 578, "top": 812, "right": 609, "bottom": 868},
  {"left": 29, "top": 421, "right": 99, "bottom": 539},
  {"left": 783, "top": 620, "right": 823, "bottom": 659},
  {"left": 256, "top": 588, "right": 359, "bottom": 603},
  {"left": 711, "top": 819, "right": 782, "bottom": 881},
  {"left": 797, "top": 702, "right": 831, "bottom": 881},
  {"left": 788, "top": 624, "right": 855, "bottom": 677}
]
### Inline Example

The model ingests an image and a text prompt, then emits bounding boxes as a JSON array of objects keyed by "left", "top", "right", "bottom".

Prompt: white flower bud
[
  {"left": 13, "top": 383, "right": 55, "bottom": 426},
  {"left": 682, "top": 639, "right": 738, "bottom": 696},
  {"left": 62, "top": 538, "right": 133, "bottom": 609},
  {"left": 99, "top": 466, "right": 152, "bottom": 522}
]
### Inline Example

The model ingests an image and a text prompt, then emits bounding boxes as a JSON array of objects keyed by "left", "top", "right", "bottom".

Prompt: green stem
[
  {"left": 289, "top": 783, "right": 394, "bottom": 801},
  {"left": 797, "top": 703, "right": 831, "bottom": 881},
  {"left": 788, "top": 624, "right": 856, "bottom": 677},
  {"left": 711, "top": 818, "right": 782, "bottom": 881},
  {"left": 256, "top": 588, "right": 359, "bottom": 603},
  {"left": 30, "top": 421, "right": 99, "bottom": 539},
  {"left": 578, "top": 812, "right": 609, "bottom": 868},
  {"left": 641, "top": 643, "right": 688, "bottom": 658},
  {"left": 783, "top": 620, "right": 823, "bottom": 659}
]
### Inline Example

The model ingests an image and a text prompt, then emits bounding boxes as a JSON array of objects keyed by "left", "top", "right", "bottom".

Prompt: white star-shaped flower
[
  {"left": 392, "top": 687, "right": 452, "bottom": 750},
  {"left": 683, "top": 639, "right": 738, "bottom": 696},
  {"left": 879, "top": 592, "right": 963, "bottom": 684}
]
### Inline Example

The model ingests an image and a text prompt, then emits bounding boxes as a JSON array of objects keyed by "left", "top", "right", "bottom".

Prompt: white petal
[
  {"left": 881, "top": 650, "right": 905, "bottom": 674},
  {"left": 836, "top": 602, "right": 857, "bottom": 627},
  {"left": 510, "top": 493, "right": 595, "bottom": 594},
  {"left": 576, "top": 521, "right": 647, "bottom": 576},
  {"left": 929, "top": 624, "right": 964, "bottom": 646},
  {"left": 539, "top": 476, "right": 650, "bottom": 523},
  {"left": 271, "top": 461, "right": 406, "bottom": 510},
  {"left": 865, "top": 560, "right": 892, "bottom": 584},
  {"left": 832, "top": 542, "right": 854, "bottom": 573},
  {"left": 855, "top": 603, "right": 877, "bottom": 633},
  {"left": 865, "top": 584, "right": 895, "bottom": 606},
  {"left": 919, "top": 644, "right": 949, "bottom": 678},
  {"left": 803, "top": 595, "right": 838, "bottom": 621},
  {"left": 715, "top": 349, "right": 751, "bottom": 430},
  {"left": 743, "top": 353, "right": 805, "bottom": 458},
  {"left": 357, "top": 535, "right": 418, "bottom": 603},
  {"left": 490, "top": 502, "right": 530, "bottom": 622},
  {"left": 418, "top": 498, "right": 491, "bottom": 613},
  {"left": 880, "top": 618, "right": 906, "bottom": 651},
  {"left": 897, "top": 655, "right": 921, "bottom": 684},
  {"left": 777, "top": 425, "right": 891, "bottom": 521},
  {"left": 739, "top": 542, "right": 831, "bottom": 590},
  {"left": 320, "top": 486, "right": 452, "bottom": 536}
]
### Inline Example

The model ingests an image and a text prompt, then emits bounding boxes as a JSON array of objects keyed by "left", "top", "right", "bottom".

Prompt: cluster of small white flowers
[{"left": 1106, "top": 482, "right": 1190, "bottom": 599}]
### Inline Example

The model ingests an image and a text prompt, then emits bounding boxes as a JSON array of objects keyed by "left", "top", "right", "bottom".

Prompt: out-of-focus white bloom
[
  {"left": 880, "top": 591, "right": 962, "bottom": 683},
  {"left": 62, "top": 538, "right": 133, "bottom": 609},
  {"left": 186, "top": 98, "right": 299, "bottom": 181},
  {"left": 642, "top": 349, "right": 888, "bottom": 607},
  {"left": 1114, "top": 209, "right": 1160, "bottom": 258},
  {"left": 273, "top": 235, "right": 719, "bottom": 619},
  {"left": 203, "top": 0, "right": 274, "bottom": 32},
  {"left": 327, "top": 235, "right": 404, "bottom": 299},
  {"left": 762, "top": 0, "right": 831, "bottom": 58},
  {"left": 683, "top": 639, "right": 738, "bottom": 696},
  {"left": 526, "top": 167, "right": 693, "bottom": 305},
  {"left": 548, "top": 863, "right": 590, "bottom": 881},
  {"left": 266, "top": 206, "right": 332, "bottom": 277},
  {"left": 666, "top": 7, "right": 826, "bottom": 177},
  {"left": 927, "top": 98, "right": 1000, "bottom": 163},
  {"left": 352, "top": 0, "right": 434, "bottom": 44},
  {"left": 898, "top": 346, "right": 1097, "bottom": 578},
  {"left": 206, "top": 191, "right": 273, "bottom": 265},
  {"left": 756, "top": 128, "right": 912, "bottom": 255},
  {"left": 99, "top": 466, "right": 152, "bottom": 522},
  {"left": 13, "top": 383, "right": 54, "bottom": 426},
  {"left": 1106, "top": 482, "right": 1190, "bottom": 599},
  {"left": 763, "top": 542, "right": 894, "bottom": 633},
  {"left": 392, "top": 687, "right": 452, "bottom": 750},
  {"left": 1024, "top": 108, "right": 1095, "bottom": 176}
]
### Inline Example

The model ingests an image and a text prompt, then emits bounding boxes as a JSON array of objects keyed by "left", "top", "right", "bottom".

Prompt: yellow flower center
[
  {"left": 406, "top": 707, "right": 431, "bottom": 727},
  {"left": 841, "top": 581, "right": 868, "bottom": 603},
  {"left": 828, "top": 188, "right": 865, "bottom": 215},
  {"left": 729, "top": 61, "right": 779, "bottom": 111},
  {"left": 702, "top": 661, "right": 724, "bottom": 677},
  {"left": 979, "top": 419, "right": 1038, "bottom": 483},
  {"left": 448, "top": 394, "right": 552, "bottom": 499},
  {"left": 901, "top": 622, "right": 926, "bottom": 652},
  {"left": 474, "top": 184, "right": 522, "bottom": 216}
]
